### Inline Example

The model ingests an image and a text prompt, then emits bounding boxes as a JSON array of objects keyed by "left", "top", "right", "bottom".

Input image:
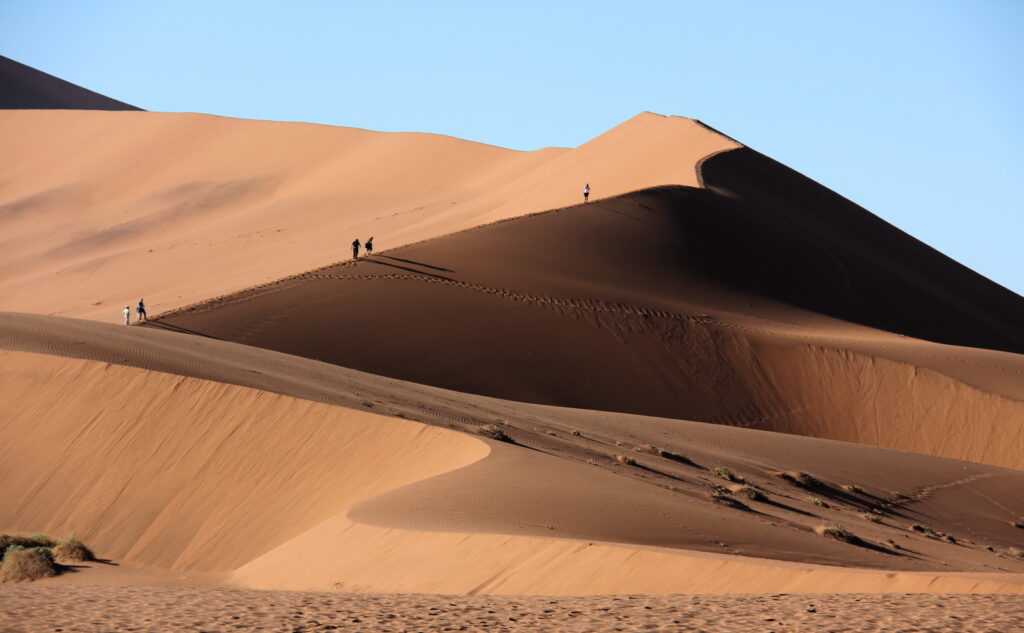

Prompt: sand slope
[
  {"left": 2, "top": 314, "right": 1023, "bottom": 595},
  {"left": 149, "top": 186, "right": 1024, "bottom": 470},
  {"left": 0, "top": 110, "right": 735, "bottom": 321},
  {"left": 0, "top": 349, "right": 486, "bottom": 571},
  {"left": 0, "top": 55, "right": 141, "bottom": 111}
]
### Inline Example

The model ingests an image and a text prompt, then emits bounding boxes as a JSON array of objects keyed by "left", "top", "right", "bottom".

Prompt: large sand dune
[
  {"left": 2, "top": 314, "right": 1023, "bottom": 596},
  {"left": 2, "top": 71, "right": 1023, "bottom": 622},
  {"left": 149, "top": 185, "right": 1024, "bottom": 470},
  {"left": 0, "top": 109, "right": 735, "bottom": 321}
]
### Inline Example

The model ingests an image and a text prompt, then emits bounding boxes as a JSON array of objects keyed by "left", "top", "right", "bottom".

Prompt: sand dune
[
  {"left": 2, "top": 314, "right": 1023, "bottom": 596},
  {"left": 149, "top": 185, "right": 1024, "bottom": 470},
  {"left": 0, "top": 110, "right": 735, "bottom": 321},
  {"left": 0, "top": 55, "right": 141, "bottom": 111},
  {"left": 3, "top": 68, "right": 1023, "bottom": 626}
]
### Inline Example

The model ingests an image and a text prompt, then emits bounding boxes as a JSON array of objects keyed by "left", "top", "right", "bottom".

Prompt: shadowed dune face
[
  {"left": 0, "top": 55, "right": 141, "bottom": 111},
  {"left": 2, "top": 320, "right": 1024, "bottom": 593},
  {"left": 0, "top": 110, "right": 735, "bottom": 320},
  {"left": 697, "top": 148, "right": 1024, "bottom": 354},
  {"left": 150, "top": 182, "right": 1024, "bottom": 470}
]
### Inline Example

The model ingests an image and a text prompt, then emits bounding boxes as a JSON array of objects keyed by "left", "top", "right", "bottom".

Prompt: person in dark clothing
[
  {"left": 352, "top": 238, "right": 361, "bottom": 259},
  {"left": 365, "top": 236, "right": 374, "bottom": 256},
  {"left": 136, "top": 299, "right": 147, "bottom": 322}
]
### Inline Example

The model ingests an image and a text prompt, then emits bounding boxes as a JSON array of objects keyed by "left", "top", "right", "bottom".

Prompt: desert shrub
[
  {"left": 614, "top": 455, "right": 637, "bottom": 466},
  {"left": 775, "top": 471, "right": 821, "bottom": 487},
  {"left": 0, "top": 535, "right": 48, "bottom": 552},
  {"left": 911, "top": 524, "right": 939, "bottom": 538},
  {"left": 843, "top": 484, "right": 864, "bottom": 494},
  {"left": 709, "top": 489, "right": 750, "bottom": 510},
  {"left": 943, "top": 534, "right": 957, "bottom": 544},
  {"left": 811, "top": 497, "right": 829, "bottom": 508},
  {"left": 860, "top": 512, "right": 881, "bottom": 523},
  {"left": 731, "top": 485, "right": 767, "bottom": 502},
  {"left": 3, "top": 545, "right": 26, "bottom": 561},
  {"left": 477, "top": 425, "right": 511, "bottom": 443},
  {"left": 818, "top": 524, "right": 860, "bottom": 544},
  {"left": 1, "top": 547, "right": 56, "bottom": 583},
  {"left": 51, "top": 538, "right": 93, "bottom": 564},
  {"left": 27, "top": 534, "right": 55, "bottom": 547},
  {"left": 1012, "top": 521, "right": 1024, "bottom": 529},
  {"left": 712, "top": 466, "right": 742, "bottom": 482}
]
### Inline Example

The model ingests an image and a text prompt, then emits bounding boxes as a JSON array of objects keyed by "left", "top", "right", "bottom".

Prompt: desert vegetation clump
[
  {"left": 911, "top": 524, "right": 940, "bottom": 539},
  {"left": 711, "top": 466, "right": 743, "bottom": 482},
  {"left": 1, "top": 547, "right": 57, "bottom": 583},
  {"left": 1, "top": 533, "right": 95, "bottom": 583},
  {"left": 51, "top": 535, "right": 94, "bottom": 564},
  {"left": 614, "top": 455, "right": 637, "bottom": 466},
  {"left": 811, "top": 497, "right": 829, "bottom": 509},
  {"left": 730, "top": 484, "right": 767, "bottom": 502},
  {"left": 860, "top": 512, "right": 882, "bottom": 523},
  {"left": 843, "top": 484, "right": 864, "bottom": 494},
  {"left": 775, "top": 471, "right": 821, "bottom": 488},
  {"left": 477, "top": 424, "right": 511, "bottom": 443},
  {"left": 0, "top": 534, "right": 53, "bottom": 551},
  {"left": 817, "top": 524, "right": 861, "bottom": 545},
  {"left": 709, "top": 489, "right": 750, "bottom": 511}
]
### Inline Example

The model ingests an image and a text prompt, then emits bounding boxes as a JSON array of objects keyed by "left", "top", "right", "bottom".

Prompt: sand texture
[
  {"left": 2, "top": 318, "right": 1024, "bottom": 596},
  {"left": 0, "top": 110, "right": 735, "bottom": 321},
  {"left": 2, "top": 83, "right": 1024, "bottom": 632},
  {"left": 2, "top": 586, "right": 1022, "bottom": 633}
]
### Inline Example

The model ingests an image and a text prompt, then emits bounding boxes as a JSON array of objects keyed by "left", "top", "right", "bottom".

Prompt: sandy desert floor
[
  {"left": 2, "top": 60, "right": 1024, "bottom": 632},
  {"left": 3, "top": 584, "right": 1022, "bottom": 633}
]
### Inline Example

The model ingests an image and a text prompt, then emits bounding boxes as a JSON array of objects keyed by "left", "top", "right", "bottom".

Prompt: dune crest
[
  {"left": 0, "top": 110, "right": 735, "bottom": 321},
  {"left": 2, "top": 315, "right": 1023, "bottom": 595}
]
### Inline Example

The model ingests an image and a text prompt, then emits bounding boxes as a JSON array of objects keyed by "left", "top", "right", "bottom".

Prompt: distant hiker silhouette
[
  {"left": 365, "top": 237, "right": 374, "bottom": 256},
  {"left": 583, "top": 183, "right": 590, "bottom": 203},
  {"left": 352, "top": 238, "right": 361, "bottom": 259},
  {"left": 136, "top": 299, "right": 147, "bottom": 322},
  {"left": 123, "top": 306, "right": 130, "bottom": 326}
]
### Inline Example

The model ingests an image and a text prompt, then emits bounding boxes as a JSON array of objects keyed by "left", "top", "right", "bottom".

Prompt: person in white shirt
[
  {"left": 123, "top": 306, "right": 130, "bottom": 326},
  {"left": 583, "top": 183, "right": 590, "bottom": 203}
]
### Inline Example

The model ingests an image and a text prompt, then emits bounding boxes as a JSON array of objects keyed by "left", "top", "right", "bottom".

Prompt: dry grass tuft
[
  {"left": 842, "top": 484, "right": 864, "bottom": 494},
  {"left": 1, "top": 548, "right": 56, "bottom": 583},
  {"left": 775, "top": 471, "right": 821, "bottom": 487},
  {"left": 51, "top": 538, "right": 93, "bottom": 564},
  {"left": 477, "top": 425, "right": 511, "bottom": 443},
  {"left": 709, "top": 489, "right": 750, "bottom": 511},
  {"left": 860, "top": 512, "right": 882, "bottom": 523},
  {"left": 711, "top": 466, "right": 743, "bottom": 482},
  {"left": 614, "top": 455, "right": 637, "bottom": 466},
  {"left": 811, "top": 497, "right": 829, "bottom": 509},
  {"left": 817, "top": 524, "right": 861, "bottom": 544},
  {"left": 0, "top": 534, "right": 53, "bottom": 551},
  {"left": 729, "top": 484, "right": 767, "bottom": 502},
  {"left": 911, "top": 524, "right": 940, "bottom": 539}
]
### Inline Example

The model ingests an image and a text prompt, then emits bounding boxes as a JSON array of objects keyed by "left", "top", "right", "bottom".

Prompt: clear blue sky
[{"left": 3, "top": 1, "right": 1022, "bottom": 295}]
